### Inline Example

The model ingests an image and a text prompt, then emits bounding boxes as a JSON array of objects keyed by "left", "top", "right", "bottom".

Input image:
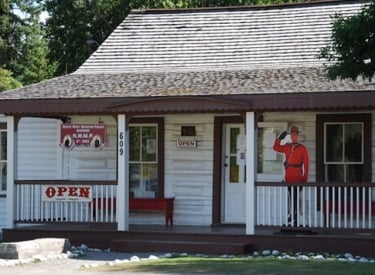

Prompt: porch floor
[{"left": 3, "top": 224, "right": 375, "bottom": 257}]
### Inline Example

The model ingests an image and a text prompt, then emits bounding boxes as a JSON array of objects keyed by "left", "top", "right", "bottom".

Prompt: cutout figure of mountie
[{"left": 273, "top": 125, "right": 309, "bottom": 226}]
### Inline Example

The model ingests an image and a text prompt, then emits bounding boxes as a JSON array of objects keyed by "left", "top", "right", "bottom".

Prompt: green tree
[
  {"left": 0, "top": 68, "right": 22, "bottom": 92},
  {"left": 1, "top": 1, "right": 57, "bottom": 90},
  {"left": 0, "top": 1, "right": 10, "bottom": 65},
  {"left": 44, "top": 0, "right": 132, "bottom": 75},
  {"left": 44, "top": 0, "right": 305, "bottom": 76},
  {"left": 320, "top": 1, "right": 375, "bottom": 81},
  {"left": 13, "top": 1, "right": 57, "bottom": 85},
  {"left": 0, "top": 0, "right": 21, "bottom": 71}
]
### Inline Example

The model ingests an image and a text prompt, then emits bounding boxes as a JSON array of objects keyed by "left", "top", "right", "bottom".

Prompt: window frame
[
  {"left": 316, "top": 114, "right": 372, "bottom": 183},
  {"left": 129, "top": 117, "right": 164, "bottom": 198},
  {"left": 0, "top": 122, "right": 6, "bottom": 195}
]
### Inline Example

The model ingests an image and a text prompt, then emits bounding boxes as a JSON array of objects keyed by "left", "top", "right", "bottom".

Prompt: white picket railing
[
  {"left": 15, "top": 180, "right": 117, "bottom": 224},
  {"left": 15, "top": 180, "right": 375, "bottom": 230},
  {"left": 256, "top": 182, "right": 375, "bottom": 229}
]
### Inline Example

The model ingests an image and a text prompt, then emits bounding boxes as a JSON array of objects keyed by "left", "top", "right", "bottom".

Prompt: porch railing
[
  {"left": 14, "top": 180, "right": 375, "bottom": 230},
  {"left": 15, "top": 180, "right": 117, "bottom": 224},
  {"left": 256, "top": 182, "right": 375, "bottom": 229}
]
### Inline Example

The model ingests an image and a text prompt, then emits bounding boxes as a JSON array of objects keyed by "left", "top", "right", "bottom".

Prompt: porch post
[
  {"left": 6, "top": 116, "right": 15, "bottom": 228},
  {"left": 117, "top": 114, "right": 129, "bottom": 231},
  {"left": 245, "top": 112, "right": 256, "bottom": 235}
]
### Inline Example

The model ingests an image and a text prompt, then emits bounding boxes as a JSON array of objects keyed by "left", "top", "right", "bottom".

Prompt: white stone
[
  {"left": 130, "top": 255, "right": 140, "bottom": 261},
  {"left": 297, "top": 255, "right": 309, "bottom": 261},
  {"left": 359, "top": 257, "right": 369, "bottom": 263},
  {"left": 262, "top": 250, "right": 271, "bottom": 256},
  {"left": 344, "top": 253, "right": 353, "bottom": 258},
  {"left": 313, "top": 255, "right": 325, "bottom": 260}
]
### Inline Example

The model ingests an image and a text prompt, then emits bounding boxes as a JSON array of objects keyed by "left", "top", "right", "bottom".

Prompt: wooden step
[{"left": 110, "top": 239, "right": 252, "bottom": 255}]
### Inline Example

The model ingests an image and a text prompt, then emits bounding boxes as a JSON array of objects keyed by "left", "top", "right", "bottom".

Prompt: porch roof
[{"left": 0, "top": 0, "right": 374, "bottom": 115}]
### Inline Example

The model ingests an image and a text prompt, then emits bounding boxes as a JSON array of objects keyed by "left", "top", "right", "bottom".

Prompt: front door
[{"left": 223, "top": 124, "right": 246, "bottom": 223}]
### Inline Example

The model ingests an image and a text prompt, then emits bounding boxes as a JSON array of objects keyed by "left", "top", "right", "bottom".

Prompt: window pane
[
  {"left": 230, "top": 128, "right": 240, "bottom": 154},
  {"left": 143, "top": 163, "right": 158, "bottom": 193},
  {"left": 0, "top": 132, "right": 6, "bottom": 160},
  {"left": 130, "top": 163, "right": 141, "bottom": 191},
  {"left": 326, "top": 164, "right": 344, "bottom": 182},
  {"left": 0, "top": 163, "right": 6, "bottom": 191},
  {"left": 344, "top": 124, "right": 362, "bottom": 162},
  {"left": 257, "top": 128, "right": 264, "bottom": 173},
  {"left": 129, "top": 127, "right": 140, "bottom": 161},
  {"left": 230, "top": 156, "right": 239, "bottom": 183},
  {"left": 346, "top": 164, "right": 363, "bottom": 182},
  {"left": 142, "top": 127, "right": 157, "bottom": 161},
  {"left": 326, "top": 124, "right": 343, "bottom": 162}
]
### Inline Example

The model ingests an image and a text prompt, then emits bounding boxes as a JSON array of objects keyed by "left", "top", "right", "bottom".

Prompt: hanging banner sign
[
  {"left": 42, "top": 185, "right": 92, "bottom": 202},
  {"left": 60, "top": 124, "right": 106, "bottom": 150}
]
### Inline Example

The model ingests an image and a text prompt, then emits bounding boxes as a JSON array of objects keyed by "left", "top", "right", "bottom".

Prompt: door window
[{"left": 229, "top": 127, "right": 240, "bottom": 183}]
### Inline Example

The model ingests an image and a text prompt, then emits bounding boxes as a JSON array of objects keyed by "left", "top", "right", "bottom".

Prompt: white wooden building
[{"left": 1, "top": 0, "right": 375, "bottom": 255}]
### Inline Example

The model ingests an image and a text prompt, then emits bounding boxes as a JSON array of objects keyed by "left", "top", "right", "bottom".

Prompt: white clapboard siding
[
  {"left": 62, "top": 116, "right": 117, "bottom": 180},
  {"left": 262, "top": 112, "right": 316, "bottom": 182},
  {"left": 164, "top": 114, "right": 214, "bottom": 225},
  {"left": 17, "top": 117, "right": 62, "bottom": 179}
]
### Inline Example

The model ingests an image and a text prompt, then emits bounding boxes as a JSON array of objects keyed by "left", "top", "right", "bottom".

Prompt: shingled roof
[
  {"left": 0, "top": 0, "right": 374, "bottom": 115},
  {"left": 76, "top": 0, "right": 365, "bottom": 74}
]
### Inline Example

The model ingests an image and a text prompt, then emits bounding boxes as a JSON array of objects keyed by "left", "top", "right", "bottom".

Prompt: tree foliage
[
  {"left": 12, "top": 1, "right": 57, "bottom": 85},
  {"left": 0, "top": 68, "right": 22, "bottom": 92},
  {"left": 0, "top": 0, "right": 57, "bottom": 90},
  {"left": 320, "top": 1, "right": 375, "bottom": 81},
  {"left": 43, "top": 0, "right": 132, "bottom": 75}
]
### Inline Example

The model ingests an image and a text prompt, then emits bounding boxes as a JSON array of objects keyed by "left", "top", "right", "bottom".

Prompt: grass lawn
[{"left": 91, "top": 256, "right": 375, "bottom": 274}]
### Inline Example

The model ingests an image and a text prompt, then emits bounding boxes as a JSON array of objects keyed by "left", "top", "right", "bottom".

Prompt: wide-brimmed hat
[{"left": 289, "top": 125, "right": 300, "bottom": 133}]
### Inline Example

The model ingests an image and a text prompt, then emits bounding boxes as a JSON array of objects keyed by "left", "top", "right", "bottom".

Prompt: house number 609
[{"left": 119, "top": 132, "right": 124, "bottom": 156}]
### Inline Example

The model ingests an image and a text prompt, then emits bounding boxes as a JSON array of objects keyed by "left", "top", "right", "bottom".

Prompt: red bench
[
  {"left": 92, "top": 197, "right": 175, "bottom": 226},
  {"left": 323, "top": 200, "right": 375, "bottom": 226}
]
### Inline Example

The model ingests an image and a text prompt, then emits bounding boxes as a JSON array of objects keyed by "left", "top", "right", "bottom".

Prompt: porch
[
  {"left": 4, "top": 180, "right": 375, "bottom": 256},
  {"left": 3, "top": 223, "right": 375, "bottom": 257}
]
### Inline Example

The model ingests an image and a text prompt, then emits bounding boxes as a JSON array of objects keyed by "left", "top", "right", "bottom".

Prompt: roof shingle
[{"left": 0, "top": 0, "right": 373, "bottom": 112}]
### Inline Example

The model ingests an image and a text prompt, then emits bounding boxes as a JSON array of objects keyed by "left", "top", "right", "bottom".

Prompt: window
[
  {"left": 317, "top": 114, "right": 371, "bottom": 183},
  {"left": 0, "top": 123, "right": 6, "bottom": 193},
  {"left": 128, "top": 118, "right": 164, "bottom": 198},
  {"left": 325, "top": 123, "right": 363, "bottom": 182}
]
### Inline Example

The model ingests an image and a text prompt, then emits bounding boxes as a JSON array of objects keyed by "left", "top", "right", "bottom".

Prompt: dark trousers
[{"left": 288, "top": 185, "right": 302, "bottom": 226}]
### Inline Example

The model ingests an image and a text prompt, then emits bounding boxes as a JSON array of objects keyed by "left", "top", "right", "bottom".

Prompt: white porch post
[
  {"left": 117, "top": 114, "right": 129, "bottom": 231},
  {"left": 6, "top": 116, "right": 15, "bottom": 228},
  {"left": 245, "top": 112, "right": 256, "bottom": 235}
]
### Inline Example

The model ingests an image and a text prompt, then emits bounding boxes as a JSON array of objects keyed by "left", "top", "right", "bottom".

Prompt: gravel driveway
[{"left": 0, "top": 250, "right": 168, "bottom": 275}]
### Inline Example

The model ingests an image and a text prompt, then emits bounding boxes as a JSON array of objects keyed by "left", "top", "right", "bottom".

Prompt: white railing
[
  {"left": 15, "top": 180, "right": 117, "bottom": 224},
  {"left": 15, "top": 180, "right": 375, "bottom": 229},
  {"left": 256, "top": 182, "right": 375, "bottom": 229}
]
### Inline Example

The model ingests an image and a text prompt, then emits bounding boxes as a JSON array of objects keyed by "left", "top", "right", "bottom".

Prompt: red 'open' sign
[{"left": 42, "top": 185, "right": 92, "bottom": 202}]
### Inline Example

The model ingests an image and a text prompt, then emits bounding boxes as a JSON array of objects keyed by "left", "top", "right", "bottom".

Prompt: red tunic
[{"left": 273, "top": 139, "right": 309, "bottom": 183}]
